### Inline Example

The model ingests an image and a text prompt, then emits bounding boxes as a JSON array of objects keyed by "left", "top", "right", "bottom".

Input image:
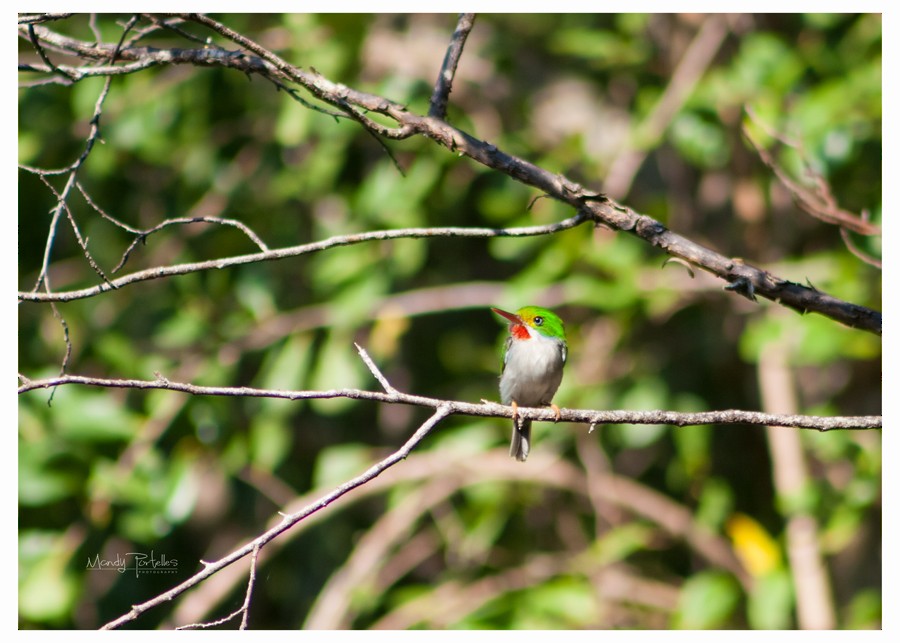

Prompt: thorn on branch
[
  {"left": 662, "top": 257, "right": 695, "bottom": 278},
  {"left": 725, "top": 276, "right": 757, "bottom": 302}
]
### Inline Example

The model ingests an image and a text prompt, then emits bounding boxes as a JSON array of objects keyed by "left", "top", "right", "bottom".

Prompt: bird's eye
[{"left": 534, "top": 316, "right": 543, "bottom": 326}]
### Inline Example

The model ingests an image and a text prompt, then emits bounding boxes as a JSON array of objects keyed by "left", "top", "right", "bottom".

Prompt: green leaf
[
  {"left": 583, "top": 522, "right": 656, "bottom": 566},
  {"left": 669, "top": 112, "right": 729, "bottom": 168},
  {"left": 514, "top": 576, "right": 598, "bottom": 628},
  {"left": 694, "top": 478, "right": 735, "bottom": 531},
  {"left": 672, "top": 571, "right": 741, "bottom": 629},
  {"left": 843, "top": 589, "right": 882, "bottom": 629},
  {"left": 51, "top": 389, "right": 140, "bottom": 443},
  {"left": 547, "top": 28, "right": 649, "bottom": 67},
  {"left": 18, "top": 532, "right": 80, "bottom": 624},
  {"left": 747, "top": 570, "right": 794, "bottom": 629},
  {"left": 313, "top": 443, "right": 372, "bottom": 489},
  {"left": 249, "top": 416, "right": 291, "bottom": 471}
]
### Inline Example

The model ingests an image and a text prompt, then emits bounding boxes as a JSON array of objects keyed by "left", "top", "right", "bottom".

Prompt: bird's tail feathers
[{"left": 509, "top": 418, "right": 531, "bottom": 462}]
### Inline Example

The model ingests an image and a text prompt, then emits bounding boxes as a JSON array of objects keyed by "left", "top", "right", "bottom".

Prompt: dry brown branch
[
  {"left": 17, "top": 370, "right": 882, "bottom": 432},
  {"left": 175, "top": 543, "right": 261, "bottom": 630},
  {"left": 428, "top": 13, "right": 476, "bottom": 119},
  {"left": 17, "top": 341, "right": 880, "bottom": 628},
  {"left": 17, "top": 17, "right": 882, "bottom": 334},
  {"left": 17, "top": 213, "right": 590, "bottom": 303},
  {"left": 165, "top": 449, "right": 727, "bottom": 627},
  {"left": 742, "top": 106, "right": 881, "bottom": 270},
  {"left": 95, "top": 401, "right": 453, "bottom": 629}
]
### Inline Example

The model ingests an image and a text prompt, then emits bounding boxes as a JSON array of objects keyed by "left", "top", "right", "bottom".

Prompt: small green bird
[{"left": 492, "top": 306, "right": 567, "bottom": 462}]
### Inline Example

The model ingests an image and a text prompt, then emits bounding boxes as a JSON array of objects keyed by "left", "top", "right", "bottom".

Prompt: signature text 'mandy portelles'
[{"left": 85, "top": 551, "right": 178, "bottom": 578}]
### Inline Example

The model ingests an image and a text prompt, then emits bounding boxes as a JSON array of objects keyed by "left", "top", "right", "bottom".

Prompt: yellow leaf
[{"left": 726, "top": 513, "right": 781, "bottom": 577}]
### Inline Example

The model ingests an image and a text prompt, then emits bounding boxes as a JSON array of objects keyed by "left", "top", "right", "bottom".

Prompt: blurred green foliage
[{"left": 18, "top": 13, "right": 880, "bottom": 629}]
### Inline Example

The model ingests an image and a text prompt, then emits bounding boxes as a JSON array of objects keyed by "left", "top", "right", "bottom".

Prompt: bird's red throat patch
[{"left": 510, "top": 324, "right": 531, "bottom": 340}]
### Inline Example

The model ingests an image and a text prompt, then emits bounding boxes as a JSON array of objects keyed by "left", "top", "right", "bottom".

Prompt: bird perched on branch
[{"left": 492, "top": 306, "right": 567, "bottom": 462}]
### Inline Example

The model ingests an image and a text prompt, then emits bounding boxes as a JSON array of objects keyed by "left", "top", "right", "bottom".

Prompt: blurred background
[{"left": 18, "top": 14, "right": 881, "bottom": 629}]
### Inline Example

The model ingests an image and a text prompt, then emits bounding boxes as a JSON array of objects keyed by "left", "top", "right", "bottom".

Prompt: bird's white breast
[{"left": 499, "top": 332, "right": 566, "bottom": 407}]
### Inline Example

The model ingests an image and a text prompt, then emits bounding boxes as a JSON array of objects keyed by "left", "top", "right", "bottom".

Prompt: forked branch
[{"left": 17, "top": 16, "right": 882, "bottom": 334}]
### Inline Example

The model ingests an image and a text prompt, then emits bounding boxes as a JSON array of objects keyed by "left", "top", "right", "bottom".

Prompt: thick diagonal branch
[{"left": 18, "top": 19, "right": 882, "bottom": 335}]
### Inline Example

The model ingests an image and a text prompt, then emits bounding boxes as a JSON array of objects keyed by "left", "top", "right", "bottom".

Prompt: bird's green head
[{"left": 492, "top": 306, "right": 567, "bottom": 342}]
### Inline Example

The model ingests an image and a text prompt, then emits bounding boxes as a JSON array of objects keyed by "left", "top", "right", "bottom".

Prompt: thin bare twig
[
  {"left": 239, "top": 545, "right": 260, "bottom": 630},
  {"left": 429, "top": 13, "right": 476, "bottom": 119},
  {"left": 36, "top": 174, "right": 114, "bottom": 287},
  {"left": 743, "top": 106, "right": 881, "bottom": 238},
  {"left": 839, "top": 227, "right": 882, "bottom": 269},
  {"left": 355, "top": 343, "right": 398, "bottom": 395},
  {"left": 175, "top": 605, "right": 243, "bottom": 630},
  {"left": 99, "top": 403, "right": 452, "bottom": 630},
  {"left": 21, "top": 17, "right": 141, "bottom": 380},
  {"left": 27, "top": 22, "right": 77, "bottom": 82},
  {"left": 29, "top": 179, "right": 72, "bottom": 386},
  {"left": 112, "top": 216, "right": 270, "bottom": 273},
  {"left": 176, "top": 543, "right": 262, "bottom": 630},
  {"left": 31, "top": 177, "right": 65, "bottom": 294},
  {"left": 47, "top": 304, "right": 72, "bottom": 394},
  {"left": 75, "top": 181, "right": 142, "bottom": 234},
  {"left": 86, "top": 13, "right": 103, "bottom": 42},
  {"left": 136, "top": 14, "right": 205, "bottom": 47},
  {"left": 18, "top": 212, "right": 590, "bottom": 302},
  {"left": 65, "top": 15, "right": 136, "bottom": 172}
]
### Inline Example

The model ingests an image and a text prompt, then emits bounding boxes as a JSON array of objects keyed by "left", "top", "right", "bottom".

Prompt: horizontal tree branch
[
  {"left": 18, "top": 372, "right": 881, "bottom": 432},
  {"left": 17, "top": 214, "right": 588, "bottom": 302},
  {"left": 18, "top": 337, "right": 879, "bottom": 628},
  {"left": 18, "top": 19, "right": 882, "bottom": 335}
]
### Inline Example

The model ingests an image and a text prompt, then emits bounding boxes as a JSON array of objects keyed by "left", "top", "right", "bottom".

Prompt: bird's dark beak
[{"left": 491, "top": 307, "right": 522, "bottom": 324}]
